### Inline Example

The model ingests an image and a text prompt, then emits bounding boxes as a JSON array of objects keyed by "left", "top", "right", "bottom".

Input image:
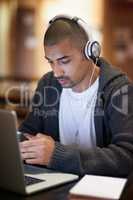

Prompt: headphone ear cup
[{"left": 84, "top": 41, "right": 101, "bottom": 62}]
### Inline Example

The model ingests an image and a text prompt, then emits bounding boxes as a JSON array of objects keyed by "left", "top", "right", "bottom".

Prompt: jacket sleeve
[
  {"left": 48, "top": 84, "right": 133, "bottom": 177},
  {"left": 19, "top": 76, "right": 46, "bottom": 134}
]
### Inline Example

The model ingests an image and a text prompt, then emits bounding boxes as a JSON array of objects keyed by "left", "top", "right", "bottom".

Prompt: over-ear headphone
[{"left": 48, "top": 14, "right": 101, "bottom": 63}]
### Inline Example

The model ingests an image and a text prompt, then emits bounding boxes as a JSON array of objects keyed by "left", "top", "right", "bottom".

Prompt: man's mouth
[{"left": 57, "top": 78, "right": 69, "bottom": 86}]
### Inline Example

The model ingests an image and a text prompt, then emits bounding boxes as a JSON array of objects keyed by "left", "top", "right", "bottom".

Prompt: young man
[{"left": 19, "top": 15, "right": 133, "bottom": 177}]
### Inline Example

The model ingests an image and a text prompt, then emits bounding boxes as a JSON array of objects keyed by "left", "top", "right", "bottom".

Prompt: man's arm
[
  {"left": 19, "top": 77, "right": 45, "bottom": 134},
  {"left": 19, "top": 71, "right": 61, "bottom": 134}
]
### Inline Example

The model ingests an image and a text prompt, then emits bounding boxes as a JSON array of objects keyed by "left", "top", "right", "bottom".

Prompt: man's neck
[{"left": 72, "top": 66, "right": 100, "bottom": 93}]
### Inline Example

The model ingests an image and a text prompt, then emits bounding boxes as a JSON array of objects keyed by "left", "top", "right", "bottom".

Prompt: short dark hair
[{"left": 44, "top": 18, "right": 89, "bottom": 50}]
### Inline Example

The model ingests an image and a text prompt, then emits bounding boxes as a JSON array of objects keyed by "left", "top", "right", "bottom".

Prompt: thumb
[
  {"left": 36, "top": 133, "right": 43, "bottom": 138},
  {"left": 23, "top": 133, "right": 35, "bottom": 140}
]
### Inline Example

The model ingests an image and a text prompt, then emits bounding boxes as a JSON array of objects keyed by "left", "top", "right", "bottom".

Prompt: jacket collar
[{"left": 97, "top": 57, "right": 127, "bottom": 92}]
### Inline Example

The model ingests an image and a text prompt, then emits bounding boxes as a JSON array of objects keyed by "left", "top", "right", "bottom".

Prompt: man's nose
[{"left": 52, "top": 64, "right": 64, "bottom": 78}]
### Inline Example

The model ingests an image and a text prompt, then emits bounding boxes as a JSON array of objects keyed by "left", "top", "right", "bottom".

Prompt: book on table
[{"left": 69, "top": 175, "right": 127, "bottom": 200}]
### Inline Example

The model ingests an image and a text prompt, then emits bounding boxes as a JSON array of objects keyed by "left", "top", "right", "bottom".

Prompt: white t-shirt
[{"left": 59, "top": 77, "right": 99, "bottom": 151}]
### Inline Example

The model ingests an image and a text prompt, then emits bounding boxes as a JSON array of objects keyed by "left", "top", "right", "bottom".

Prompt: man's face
[{"left": 44, "top": 38, "right": 91, "bottom": 91}]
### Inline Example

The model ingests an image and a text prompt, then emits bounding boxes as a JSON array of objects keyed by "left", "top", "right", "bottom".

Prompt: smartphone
[{"left": 17, "top": 131, "right": 29, "bottom": 142}]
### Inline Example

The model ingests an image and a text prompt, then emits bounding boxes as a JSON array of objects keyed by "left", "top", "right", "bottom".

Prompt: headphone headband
[
  {"left": 49, "top": 14, "right": 74, "bottom": 24},
  {"left": 49, "top": 14, "right": 93, "bottom": 41}
]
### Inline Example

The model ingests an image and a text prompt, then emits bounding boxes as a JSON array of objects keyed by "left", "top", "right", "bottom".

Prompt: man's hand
[{"left": 19, "top": 133, "right": 55, "bottom": 166}]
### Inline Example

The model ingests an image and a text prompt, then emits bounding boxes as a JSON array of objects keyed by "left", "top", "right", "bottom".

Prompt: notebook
[
  {"left": 0, "top": 109, "right": 78, "bottom": 195},
  {"left": 69, "top": 175, "right": 127, "bottom": 200}
]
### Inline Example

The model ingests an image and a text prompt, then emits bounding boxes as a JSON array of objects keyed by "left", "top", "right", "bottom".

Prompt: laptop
[{"left": 0, "top": 109, "right": 78, "bottom": 195}]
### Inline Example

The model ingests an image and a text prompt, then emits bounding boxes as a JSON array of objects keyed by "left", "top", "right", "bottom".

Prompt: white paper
[{"left": 70, "top": 175, "right": 127, "bottom": 199}]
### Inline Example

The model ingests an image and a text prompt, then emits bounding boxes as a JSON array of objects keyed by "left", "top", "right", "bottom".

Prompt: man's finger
[
  {"left": 22, "top": 152, "right": 36, "bottom": 160},
  {"left": 20, "top": 139, "right": 43, "bottom": 147},
  {"left": 20, "top": 145, "right": 38, "bottom": 153},
  {"left": 25, "top": 158, "right": 40, "bottom": 165}
]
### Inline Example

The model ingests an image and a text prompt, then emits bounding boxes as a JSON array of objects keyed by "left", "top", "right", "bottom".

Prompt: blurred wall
[
  {"left": 0, "top": 0, "right": 133, "bottom": 80},
  {"left": 0, "top": 0, "right": 104, "bottom": 80}
]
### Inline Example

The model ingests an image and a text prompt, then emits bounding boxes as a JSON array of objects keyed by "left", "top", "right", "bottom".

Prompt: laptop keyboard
[{"left": 25, "top": 176, "right": 45, "bottom": 186}]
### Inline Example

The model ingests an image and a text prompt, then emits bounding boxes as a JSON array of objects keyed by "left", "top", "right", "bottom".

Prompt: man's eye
[{"left": 61, "top": 60, "right": 71, "bottom": 64}]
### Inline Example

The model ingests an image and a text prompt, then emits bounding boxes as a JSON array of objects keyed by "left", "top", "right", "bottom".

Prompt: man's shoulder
[
  {"left": 40, "top": 71, "right": 56, "bottom": 83},
  {"left": 98, "top": 57, "right": 130, "bottom": 92}
]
